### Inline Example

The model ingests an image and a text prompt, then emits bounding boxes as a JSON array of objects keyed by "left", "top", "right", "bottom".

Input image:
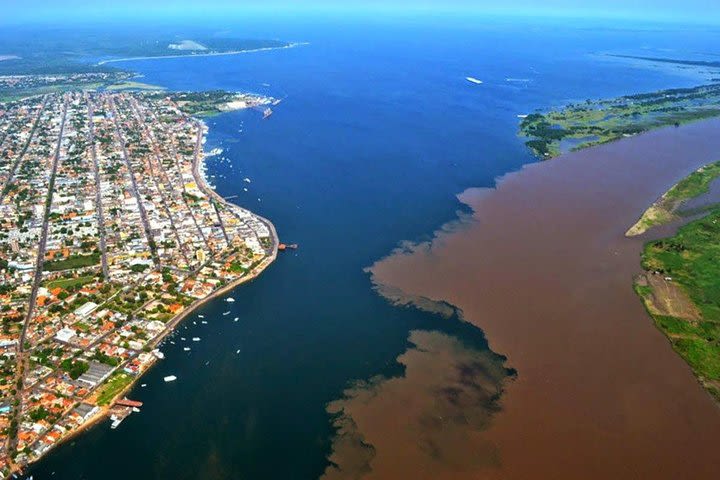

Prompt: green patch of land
[
  {"left": 105, "top": 81, "right": 164, "bottom": 92},
  {"left": 519, "top": 83, "right": 720, "bottom": 158},
  {"left": 148, "top": 90, "right": 270, "bottom": 117},
  {"left": 627, "top": 160, "right": 720, "bottom": 236},
  {"left": 44, "top": 253, "right": 100, "bottom": 272},
  {"left": 95, "top": 371, "right": 134, "bottom": 406},
  {"left": 44, "top": 275, "right": 96, "bottom": 290},
  {"left": 636, "top": 206, "right": 720, "bottom": 401}
]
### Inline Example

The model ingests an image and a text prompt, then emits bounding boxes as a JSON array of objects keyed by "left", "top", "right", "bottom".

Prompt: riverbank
[
  {"left": 97, "top": 42, "right": 307, "bottom": 66},
  {"left": 365, "top": 119, "right": 720, "bottom": 479}
]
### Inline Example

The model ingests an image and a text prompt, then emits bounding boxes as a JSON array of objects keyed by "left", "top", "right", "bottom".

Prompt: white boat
[
  {"left": 243, "top": 177, "right": 251, "bottom": 183},
  {"left": 233, "top": 317, "right": 239, "bottom": 322},
  {"left": 223, "top": 311, "right": 230, "bottom": 316},
  {"left": 201, "top": 320, "right": 208, "bottom": 324},
  {"left": 164, "top": 375, "right": 177, "bottom": 382},
  {"left": 198, "top": 315, "right": 205, "bottom": 319},
  {"left": 517, "top": 114, "right": 528, "bottom": 118},
  {"left": 226, "top": 297, "right": 235, "bottom": 303},
  {"left": 132, "top": 407, "right": 141, "bottom": 413},
  {"left": 110, "top": 415, "right": 123, "bottom": 429},
  {"left": 466, "top": 76, "right": 483, "bottom": 85},
  {"left": 141, "top": 383, "right": 147, "bottom": 387},
  {"left": 183, "top": 347, "right": 191, "bottom": 351},
  {"left": 180, "top": 337, "right": 186, "bottom": 341},
  {"left": 152, "top": 349, "right": 165, "bottom": 360},
  {"left": 236, "top": 349, "right": 241, "bottom": 354},
  {"left": 192, "top": 337, "right": 201, "bottom": 342}
]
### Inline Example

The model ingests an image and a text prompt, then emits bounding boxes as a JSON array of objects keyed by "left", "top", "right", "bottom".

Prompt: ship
[
  {"left": 278, "top": 243, "right": 298, "bottom": 251},
  {"left": 263, "top": 107, "right": 273, "bottom": 119},
  {"left": 465, "top": 76, "right": 483, "bottom": 85}
]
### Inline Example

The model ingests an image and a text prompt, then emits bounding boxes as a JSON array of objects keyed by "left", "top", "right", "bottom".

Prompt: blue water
[{"left": 26, "top": 15, "right": 720, "bottom": 480}]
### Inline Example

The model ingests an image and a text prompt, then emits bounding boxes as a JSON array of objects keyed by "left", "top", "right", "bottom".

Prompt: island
[
  {"left": 519, "top": 81, "right": 720, "bottom": 404},
  {"left": 632, "top": 163, "right": 720, "bottom": 401},
  {"left": 0, "top": 89, "right": 278, "bottom": 476},
  {"left": 519, "top": 83, "right": 720, "bottom": 158}
]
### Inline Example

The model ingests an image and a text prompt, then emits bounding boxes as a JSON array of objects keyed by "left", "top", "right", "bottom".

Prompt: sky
[{"left": 2, "top": 0, "right": 718, "bottom": 25}]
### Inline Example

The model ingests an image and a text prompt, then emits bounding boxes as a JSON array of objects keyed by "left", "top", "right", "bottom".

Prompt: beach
[{"left": 367, "top": 119, "right": 720, "bottom": 479}]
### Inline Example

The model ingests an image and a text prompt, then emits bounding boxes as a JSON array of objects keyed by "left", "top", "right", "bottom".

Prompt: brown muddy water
[{"left": 344, "top": 119, "right": 720, "bottom": 479}]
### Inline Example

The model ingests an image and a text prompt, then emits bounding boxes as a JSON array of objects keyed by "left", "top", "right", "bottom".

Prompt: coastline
[
  {"left": 365, "top": 119, "right": 720, "bottom": 479},
  {"left": 96, "top": 42, "right": 308, "bottom": 66},
  {"left": 14, "top": 109, "right": 279, "bottom": 477}
]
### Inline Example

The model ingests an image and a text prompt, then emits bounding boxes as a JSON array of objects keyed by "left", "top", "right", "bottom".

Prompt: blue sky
[{"left": 3, "top": 0, "right": 718, "bottom": 24}]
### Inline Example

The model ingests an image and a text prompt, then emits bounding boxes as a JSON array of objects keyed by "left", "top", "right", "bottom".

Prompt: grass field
[
  {"left": 637, "top": 207, "right": 720, "bottom": 401},
  {"left": 95, "top": 371, "right": 134, "bottom": 406},
  {"left": 44, "top": 275, "right": 96, "bottom": 290},
  {"left": 44, "top": 253, "right": 100, "bottom": 272}
]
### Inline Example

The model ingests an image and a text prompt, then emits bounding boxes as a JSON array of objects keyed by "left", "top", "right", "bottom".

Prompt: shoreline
[
  {"left": 17, "top": 108, "right": 279, "bottom": 477},
  {"left": 96, "top": 42, "right": 308, "bottom": 66},
  {"left": 364, "top": 119, "right": 720, "bottom": 479}
]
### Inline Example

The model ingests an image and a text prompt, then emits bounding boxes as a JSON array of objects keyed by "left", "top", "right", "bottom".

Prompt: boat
[
  {"left": 243, "top": 177, "right": 251, "bottom": 183},
  {"left": 152, "top": 349, "right": 165, "bottom": 360},
  {"left": 141, "top": 383, "right": 147, "bottom": 387},
  {"left": 132, "top": 407, "right": 141, "bottom": 413},
  {"left": 278, "top": 243, "right": 298, "bottom": 251},
  {"left": 236, "top": 349, "right": 241, "bottom": 354},
  {"left": 233, "top": 317, "right": 239, "bottom": 322},
  {"left": 198, "top": 315, "right": 205, "bottom": 319},
  {"left": 201, "top": 320, "right": 208, "bottom": 324},
  {"left": 466, "top": 76, "right": 483, "bottom": 85},
  {"left": 183, "top": 347, "right": 191, "bottom": 351},
  {"left": 110, "top": 415, "right": 123, "bottom": 429},
  {"left": 223, "top": 311, "right": 230, "bottom": 316},
  {"left": 192, "top": 337, "right": 201, "bottom": 342},
  {"left": 164, "top": 375, "right": 177, "bottom": 382},
  {"left": 226, "top": 297, "right": 235, "bottom": 302},
  {"left": 263, "top": 107, "right": 273, "bottom": 119}
]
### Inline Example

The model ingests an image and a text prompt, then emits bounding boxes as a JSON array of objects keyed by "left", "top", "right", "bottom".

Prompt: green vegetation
[
  {"left": 627, "top": 160, "right": 720, "bottom": 236},
  {"left": 44, "top": 275, "right": 96, "bottom": 290},
  {"left": 95, "top": 372, "right": 133, "bottom": 406},
  {"left": 60, "top": 358, "right": 89, "bottom": 380},
  {"left": 105, "top": 81, "right": 164, "bottom": 92},
  {"left": 520, "top": 84, "right": 720, "bottom": 158},
  {"left": 44, "top": 253, "right": 100, "bottom": 271},
  {"left": 147, "top": 90, "right": 266, "bottom": 117},
  {"left": 636, "top": 207, "right": 720, "bottom": 401}
]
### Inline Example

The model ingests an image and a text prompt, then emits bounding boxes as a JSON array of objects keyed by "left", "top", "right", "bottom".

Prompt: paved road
[
  {"left": 0, "top": 96, "right": 48, "bottom": 202},
  {"left": 87, "top": 96, "right": 110, "bottom": 280},
  {"left": 108, "top": 96, "right": 159, "bottom": 266}
]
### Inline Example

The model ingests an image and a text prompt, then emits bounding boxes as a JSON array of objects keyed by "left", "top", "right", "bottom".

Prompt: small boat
[
  {"left": 152, "top": 350, "right": 165, "bottom": 360},
  {"left": 223, "top": 311, "right": 230, "bottom": 316},
  {"left": 164, "top": 375, "right": 177, "bottom": 382},
  {"left": 236, "top": 349, "right": 241, "bottom": 354},
  {"left": 226, "top": 297, "right": 235, "bottom": 303},
  {"left": 198, "top": 315, "right": 205, "bottom": 319},
  {"left": 233, "top": 317, "right": 239, "bottom": 322},
  {"left": 466, "top": 76, "right": 483, "bottom": 85},
  {"left": 110, "top": 415, "right": 123, "bottom": 429},
  {"left": 132, "top": 407, "right": 141, "bottom": 413},
  {"left": 201, "top": 320, "right": 208, "bottom": 324},
  {"left": 263, "top": 107, "right": 273, "bottom": 119},
  {"left": 141, "top": 384, "right": 147, "bottom": 387},
  {"left": 183, "top": 347, "right": 191, "bottom": 351},
  {"left": 243, "top": 177, "right": 251, "bottom": 183},
  {"left": 180, "top": 337, "right": 186, "bottom": 341},
  {"left": 192, "top": 337, "right": 201, "bottom": 342}
]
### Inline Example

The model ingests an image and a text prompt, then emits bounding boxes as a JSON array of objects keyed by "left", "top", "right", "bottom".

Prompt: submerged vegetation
[{"left": 519, "top": 83, "right": 720, "bottom": 158}]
